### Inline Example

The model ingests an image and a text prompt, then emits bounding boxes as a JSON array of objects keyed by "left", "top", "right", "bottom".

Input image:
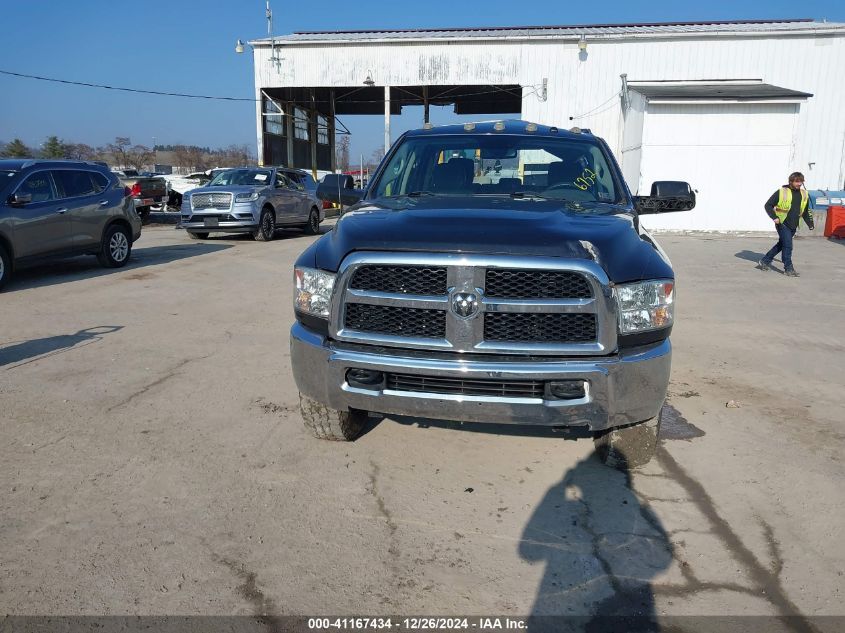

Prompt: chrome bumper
[{"left": 290, "top": 323, "right": 671, "bottom": 432}]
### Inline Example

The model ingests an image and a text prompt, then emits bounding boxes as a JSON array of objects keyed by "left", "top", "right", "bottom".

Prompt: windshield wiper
[
  {"left": 406, "top": 190, "right": 437, "bottom": 197},
  {"left": 511, "top": 190, "right": 550, "bottom": 199}
]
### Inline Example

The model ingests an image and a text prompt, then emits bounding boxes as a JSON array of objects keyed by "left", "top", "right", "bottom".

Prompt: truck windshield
[
  {"left": 371, "top": 134, "right": 623, "bottom": 204},
  {"left": 208, "top": 169, "right": 272, "bottom": 186}
]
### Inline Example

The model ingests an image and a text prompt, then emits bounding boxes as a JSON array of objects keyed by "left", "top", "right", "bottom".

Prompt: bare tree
[
  {"left": 337, "top": 135, "right": 350, "bottom": 172},
  {"left": 217, "top": 144, "right": 254, "bottom": 167},
  {"left": 125, "top": 144, "right": 154, "bottom": 170},
  {"left": 66, "top": 143, "right": 99, "bottom": 162},
  {"left": 186, "top": 146, "right": 209, "bottom": 171},
  {"left": 370, "top": 147, "right": 385, "bottom": 168},
  {"left": 107, "top": 137, "right": 132, "bottom": 169}
]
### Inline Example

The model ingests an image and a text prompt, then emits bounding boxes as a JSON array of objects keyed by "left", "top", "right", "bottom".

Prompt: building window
[
  {"left": 317, "top": 115, "right": 329, "bottom": 145},
  {"left": 294, "top": 107, "right": 309, "bottom": 141},
  {"left": 264, "top": 98, "right": 284, "bottom": 136}
]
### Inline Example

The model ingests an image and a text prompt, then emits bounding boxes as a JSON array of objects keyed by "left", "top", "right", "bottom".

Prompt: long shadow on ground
[{"left": 6, "top": 242, "right": 232, "bottom": 292}]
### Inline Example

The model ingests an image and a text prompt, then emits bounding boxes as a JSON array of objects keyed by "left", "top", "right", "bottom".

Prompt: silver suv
[
  {"left": 0, "top": 159, "right": 142, "bottom": 291},
  {"left": 180, "top": 167, "right": 323, "bottom": 241}
]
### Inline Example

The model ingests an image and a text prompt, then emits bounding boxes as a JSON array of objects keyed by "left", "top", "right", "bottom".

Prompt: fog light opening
[
  {"left": 346, "top": 368, "right": 385, "bottom": 390},
  {"left": 548, "top": 380, "right": 586, "bottom": 400}
]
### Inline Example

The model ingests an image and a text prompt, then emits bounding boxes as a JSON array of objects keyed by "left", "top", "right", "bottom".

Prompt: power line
[
  {"left": 570, "top": 90, "right": 622, "bottom": 119},
  {"left": 0, "top": 69, "right": 257, "bottom": 102}
]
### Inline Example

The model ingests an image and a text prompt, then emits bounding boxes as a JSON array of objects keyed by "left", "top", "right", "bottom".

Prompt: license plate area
[{"left": 204, "top": 217, "right": 219, "bottom": 227}]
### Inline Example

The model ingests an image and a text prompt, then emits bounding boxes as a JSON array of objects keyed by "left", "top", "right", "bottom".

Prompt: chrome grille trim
[
  {"left": 329, "top": 252, "right": 617, "bottom": 356},
  {"left": 191, "top": 192, "right": 233, "bottom": 210}
]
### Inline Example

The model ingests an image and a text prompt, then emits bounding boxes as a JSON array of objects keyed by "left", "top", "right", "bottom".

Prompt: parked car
[
  {"left": 180, "top": 167, "right": 324, "bottom": 241},
  {"left": 292, "top": 120, "right": 696, "bottom": 468},
  {"left": 0, "top": 159, "right": 142, "bottom": 290},
  {"left": 112, "top": 170, "right": 167, "bottom": 222},
  {"left": 163, "top": 171, "right": 214, "bottom": 208}
]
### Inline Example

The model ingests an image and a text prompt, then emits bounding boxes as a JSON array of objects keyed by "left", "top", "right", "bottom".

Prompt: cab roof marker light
[
  {"left": 549, "top": 126, "right": 559, "bottom": 134},
  {"left": 493, "top": 121, "right": 506, "bottom": 131},
  {"left": 569, "top": 126, "right": 582, "bottom": 134},
  {"left": 463, "top": 122, "right": 476, "bottom": 131},
  {"left": 423, "top": 122, "right": 434, "bottom": 130},
  {"left": 525, "top": 122, "right": 538, "bottom": 133}
]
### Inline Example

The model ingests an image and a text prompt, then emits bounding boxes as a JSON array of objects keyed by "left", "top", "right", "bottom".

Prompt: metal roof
[
  {"left": 630, "top": 82, "right": 813, "bottom": 100},
  {"left": 256, "top": 18, "right": 845, "bottom": 44}
]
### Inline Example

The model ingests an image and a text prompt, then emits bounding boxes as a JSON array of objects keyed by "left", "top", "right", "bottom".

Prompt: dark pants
[{"left": 762, "top": 223, "right": 796, "bottom": 270}]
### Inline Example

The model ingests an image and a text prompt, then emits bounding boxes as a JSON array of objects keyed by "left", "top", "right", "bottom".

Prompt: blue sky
[{"left": 1, "top": 0, "right": 843, "bottom": 161}]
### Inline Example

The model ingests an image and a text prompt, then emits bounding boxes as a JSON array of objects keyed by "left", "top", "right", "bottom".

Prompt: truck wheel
[
  {"left": 253, "top": 207, "right": 275, "bottom": 242},
  {"left": 304, "top": 207, "right": 321, "bottom": 235},
  {"left": 0, "top": 242, "right": 11, "bottom": 291},
  {"left": 97, "top": 224, "right": 132, "bottom": 268},
  {"left": 299, "top": 393, "right": 367, "bottom": 441},
  {"left": 188, "top": 231, "right": 209, "bottom": 240},
  {"left": 593, "top": 409, "right": 662, "bottom": 469}
]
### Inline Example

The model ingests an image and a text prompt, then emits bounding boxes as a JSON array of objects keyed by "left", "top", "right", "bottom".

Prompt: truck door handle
[
  {"left": 99, "top": 200, "right": 110, "bottom": 206},
  {"left": 56, "top": 208, "right": 68, "bottom": 214}
]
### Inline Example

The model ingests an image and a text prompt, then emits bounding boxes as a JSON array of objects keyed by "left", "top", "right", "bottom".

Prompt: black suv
[{"left": 0, "top": 159, "right": 142, "bottom": 290}]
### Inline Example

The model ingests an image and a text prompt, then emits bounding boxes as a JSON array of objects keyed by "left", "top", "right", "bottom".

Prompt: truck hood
[{"left": 313, "top": 197, "right": 673, "bottom": 283}]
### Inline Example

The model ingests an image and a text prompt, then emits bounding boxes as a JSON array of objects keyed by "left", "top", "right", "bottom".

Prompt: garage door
[{"left": 637, "top": 102, "right": 799, "bottom": 231}]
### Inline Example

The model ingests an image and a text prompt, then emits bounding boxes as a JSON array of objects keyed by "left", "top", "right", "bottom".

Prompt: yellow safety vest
[{"left": 775, "top": 187, "right": 809, "bottom": 223}]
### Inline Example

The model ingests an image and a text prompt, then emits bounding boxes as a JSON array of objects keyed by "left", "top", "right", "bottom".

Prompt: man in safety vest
[{"left": 756, "top": 172, "right": 814, "bottom": 277}]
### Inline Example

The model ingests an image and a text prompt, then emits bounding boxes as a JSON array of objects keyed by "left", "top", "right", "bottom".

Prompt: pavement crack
[
  {"left": 210, "top": 552, "right": 284, "bottom": 631},
  {"left": 106, "top": 353, "right": 212, "bottom": 412},
  {"left": 759, "top": 517, "right": 785, "bottom": 578},
  {"left": 367, "top": 459, "right": 403, "bottom": 603}
]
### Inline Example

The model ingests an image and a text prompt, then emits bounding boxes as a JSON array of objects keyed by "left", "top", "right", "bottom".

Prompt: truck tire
[
  {"left": 253, "top": 207, "right": 276, "bottom": 242},
  {"left": 299, "top": 393, "right": 367, "bottom": 441},
  {"left": 136, "top": 206, "right": 151, "bottom": 224},
  {"left": 593, "top": 408, "right": 662, "bottom": 469},
  {"left": 0, "top": 242, "right": 11, "bottom": 291}
]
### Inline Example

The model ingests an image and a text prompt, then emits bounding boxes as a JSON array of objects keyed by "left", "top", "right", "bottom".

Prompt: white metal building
[{"left": 249, "top": 19, "right": 845, "bottom": 231}]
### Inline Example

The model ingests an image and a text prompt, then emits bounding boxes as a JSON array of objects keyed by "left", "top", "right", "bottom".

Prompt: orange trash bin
[{"left": 824, "top": 205, "right": 845, "bottom": 238}]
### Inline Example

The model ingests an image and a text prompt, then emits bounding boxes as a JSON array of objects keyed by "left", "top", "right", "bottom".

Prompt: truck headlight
[
  {"left": 615, "top": 280, "right": 674, "bottom": 334},
  {"left": 294, "top": 267, "right": 335, "bottom": 318},
  {"left": 235, "top": 192, "right": 259, "bottom": 202}
]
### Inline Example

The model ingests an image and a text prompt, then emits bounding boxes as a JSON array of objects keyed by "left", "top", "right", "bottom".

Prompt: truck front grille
[
  {"left": 191, "top": 193, "right": 233, "bottom": 210},
  {"left": 484, "top": 313, "right": 597, "bottom": 343},
  {"left": 335, "top": 254, "right": 612, "bottom": 355},
  {"left": 386, "top": 373, "right": 545, "bottom": 398},
  {"left": 485, "top": 269, "right": 592, "bottom": 299},
  {"left": 345, "top": 304, "right": 446, "bottom": 339},
  {"left": 350, "top": 265, "right": 447, "bottom": 295}
]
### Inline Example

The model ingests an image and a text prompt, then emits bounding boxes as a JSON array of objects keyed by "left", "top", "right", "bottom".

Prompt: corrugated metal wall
[{"left": 254, "top": 33, "right": 845, "bottom": 191}]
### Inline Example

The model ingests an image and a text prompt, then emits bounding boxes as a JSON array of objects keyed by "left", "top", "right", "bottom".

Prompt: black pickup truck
[{"left": 290, "top": 120, "right": 694, "bottom": 468}]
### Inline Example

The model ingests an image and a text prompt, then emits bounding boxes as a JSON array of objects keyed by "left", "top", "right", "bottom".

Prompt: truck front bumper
[{"left": 290, "top": 323, "right": 671, "bottom": 432}]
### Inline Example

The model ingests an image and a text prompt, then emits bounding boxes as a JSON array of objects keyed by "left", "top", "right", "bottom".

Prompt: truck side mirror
[
  {"left": 9, "top": 192, "right": 33, "bottom": 206},
  {"left": 635, "top": 181, "right": 696, "bottom": 214},
  {"left": 317, "top": 174, "right": 363, "bottom": 207}
]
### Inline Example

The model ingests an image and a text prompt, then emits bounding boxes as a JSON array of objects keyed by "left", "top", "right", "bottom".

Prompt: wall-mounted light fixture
[
  {"left": 235, "top": 39, "right": 247, "bottom": 54},
  {"left": 363, "top": 70, "right": 375, "bottom": 86},
  {"left": 578, "top": 35, "right": 588, "bottom": 52}
]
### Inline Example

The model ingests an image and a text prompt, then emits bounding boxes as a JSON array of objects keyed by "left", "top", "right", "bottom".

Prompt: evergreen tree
[
  {"left": 3, "top": 138, "right": 32, "bottom": 158},
  {"left": 41, "top": 135, "right": 68, "bottom": 159}
]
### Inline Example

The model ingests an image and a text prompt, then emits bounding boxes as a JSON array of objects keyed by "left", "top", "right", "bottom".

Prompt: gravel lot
[{"left": 1, "top": 225, "right": 843, "bottom": 628}]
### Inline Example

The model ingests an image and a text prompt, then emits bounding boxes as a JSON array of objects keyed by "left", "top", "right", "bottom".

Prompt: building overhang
[{"left": 628, "top": 79, "right": 813, "bottom": 103}]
